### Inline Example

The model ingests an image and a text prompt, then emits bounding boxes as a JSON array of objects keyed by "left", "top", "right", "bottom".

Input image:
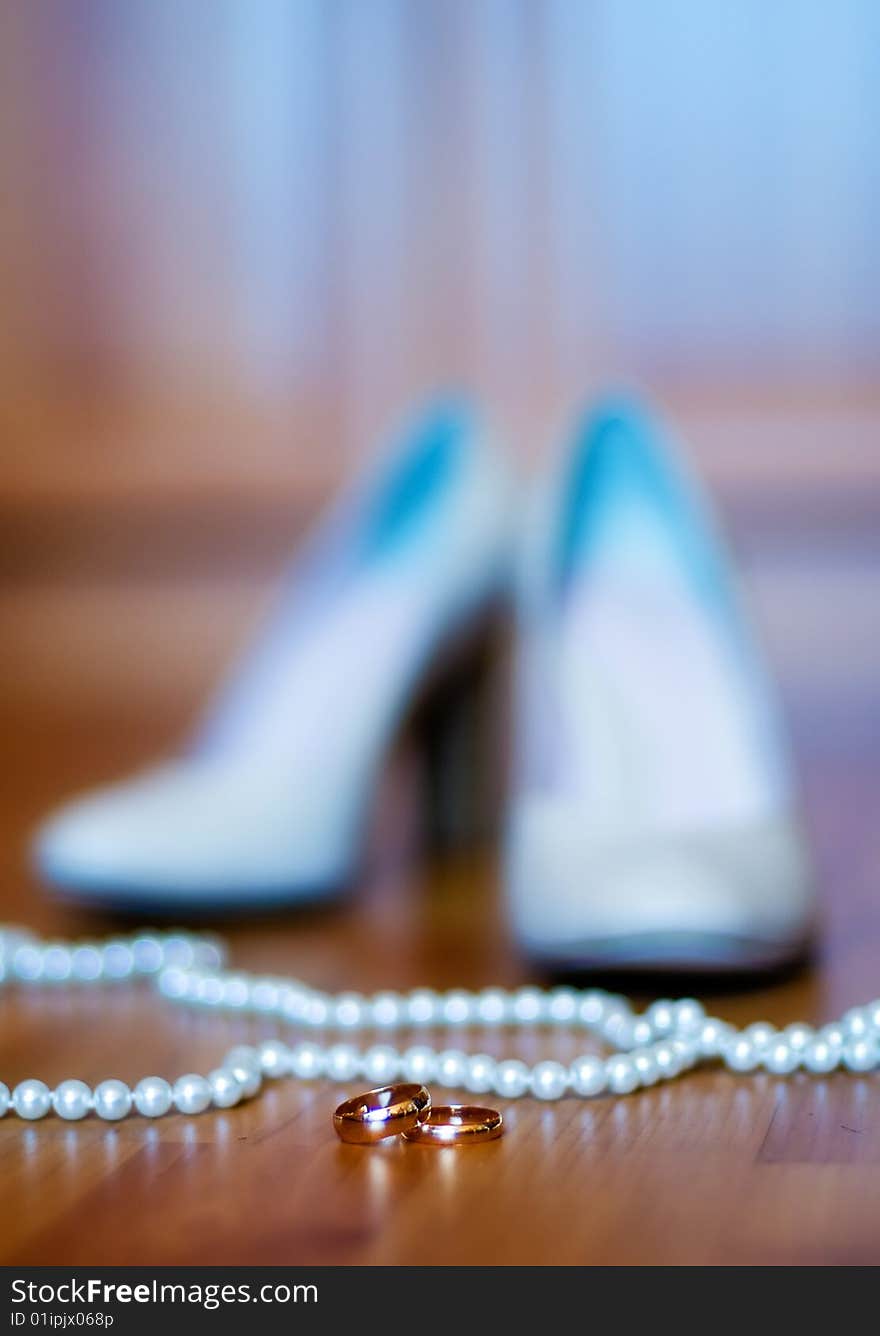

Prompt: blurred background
[
  {"left": 3, "top": 2, "right": 880, "bottom": 1268},
  {"left": 1, "top": 0, "right": 878, "bottom": 932}
]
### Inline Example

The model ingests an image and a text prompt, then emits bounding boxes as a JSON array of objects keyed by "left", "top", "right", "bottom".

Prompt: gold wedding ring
[
  {"left": 333, "top": 1084, "right": 431, "bottom": 1144},
  {"left": 401, "top": 1104, "right": 503, "bottom": 1146}
]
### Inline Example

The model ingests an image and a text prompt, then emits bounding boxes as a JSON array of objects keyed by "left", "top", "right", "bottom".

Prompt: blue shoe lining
[
  {"left": 359, "top": 401, "right": 470, "bottom": 562},
  {"left": 556, "top": 395, "right": 737, "bottom": 625}
]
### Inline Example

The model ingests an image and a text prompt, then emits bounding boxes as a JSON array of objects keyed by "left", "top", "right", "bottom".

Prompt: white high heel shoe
[
  {"left": 34, "top": 401, "right": 514, "bottom": 910},
  {"left": 506, "top": 396, "right": 814, "bottom": 974}
]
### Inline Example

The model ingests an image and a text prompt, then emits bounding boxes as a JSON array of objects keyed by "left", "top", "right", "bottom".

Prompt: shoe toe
[
  {"left": 33, "top": 768, "right": 187, "bottom": 900},
  {"left": 32, "top": 763, "right": 356, "bottom": 907},
  {"left": 507, "top": 802, "right": 814, "bottom": 972}
]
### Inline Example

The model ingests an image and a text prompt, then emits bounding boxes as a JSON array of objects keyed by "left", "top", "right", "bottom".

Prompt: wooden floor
[{"left": 1, "top": 468, "right": 879, "bottom": 1267}]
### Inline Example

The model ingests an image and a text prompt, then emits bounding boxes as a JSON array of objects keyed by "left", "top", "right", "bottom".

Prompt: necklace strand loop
[{"left": 1, "top": 926, "right": 877, "bottom": 1121}]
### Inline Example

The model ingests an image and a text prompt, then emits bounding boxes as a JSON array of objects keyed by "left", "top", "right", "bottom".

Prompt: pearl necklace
[{"left": 1, "top": 925, "right": 878, "bottom": 1122}]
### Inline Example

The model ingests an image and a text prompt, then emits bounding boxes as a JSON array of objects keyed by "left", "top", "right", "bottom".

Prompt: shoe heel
[{"left": 413, "top": 620, "right": 509, "bottom": 854}]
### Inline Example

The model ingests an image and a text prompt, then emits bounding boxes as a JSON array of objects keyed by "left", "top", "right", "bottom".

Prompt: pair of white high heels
[{"left": 33, "top": 395, "right": 814, "bottom": 975}]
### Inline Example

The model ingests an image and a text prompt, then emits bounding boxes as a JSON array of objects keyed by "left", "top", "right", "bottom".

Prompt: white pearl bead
[
  {"left": 763, "top": 1040, "right": 799, "bottom": 1075},
  {"left": 207, "top": 1069, "right": 242, "bottom": 1109},
  {"left": 370, "top": 991, "right": 405, "bottom": 1028},
  {"left": 440, "top": 991, "right": 474, "bottom": 1027},
  {"left": 463, "top": 1054, "right": 496, "bottom": 1094},
  {"left": 324, "top": 1044, "right": 361, "bottom": 1083},
  {"left": 182, "top": 972, "right": 203, "bottom": 1003},
  {"left": 0, "top": 1082, "right": 9, "bottom": 1117},
  {"left": 303, "top": 994, "right": 330, "bottom": 1027},
  {"left": 577, "top": 991, "right": 610, "bottom": 1027},
  {"left": 131, "top": 935, "right": 164, "bottom": 974},
  {"left": 224, "top": 1045, "right": 260, "bottom": 1072},
  {"left": 13, "top": 1079, "right": 52, "bottom": 1120},
  {"left": 158, "top": 966, "right": 187, "bottom": 999},
  {"left": 273, "top": 985, "right": 299, "bottom": 1019},
  {"left": 475, "top": 988, "right": 509, "bottom": 1025},
  {"left": 435, "top": 1049, "right": 469, "bottom": 1088},
  {"left": 280, "top": 988, "right": 310, "bottom": 1023},
  {"left": 195, "top": 975, "right": 224, "bottom": 1006},
  {"left": 401, "top": 1046, "right": 437, "bottom": 1083},
  {"left": 725, "top": 1036, "right": 760, "bottom": 1072},
  {"left": 842, "top": 1037, "right": 878, "bottom": 1073},
  {"left": 257, "top": 1040, "right": 290, "bottom": 1078},
  {"left": 547, "top": 988, "right": 579, "bottom": 1024},
  {"left": 162, "top": 935, "right": 195, "bottom": 967},
  {"left": 696, "top": 1019, "right": 734, "bottom": 1057},
  {"left": 606, "top": 1055, "right": 639, "bottom": 1095},
  {"left": 670, "top": 1037, "right": 699, "bottom": 1070},
  {"left": 672, "top": 999, "right": 706, "bottom": 1033},
  {"left": 632, "top": 1049, "right": 660, "bottom": 1086},
  {"left": 93, "top": 1079, "right": 132, "bottom": 1121},
  {"left": 867, "top": 1000, "right": 880, "bottom": 1032},
  {"left": 803, "top": 1038, "right": 839, "bottom": 1074},
  {"left": 195, "top": 937, "right": 225, "bottom": 970},
  {"left": 173, "top": 1074, "right": 212, "bottom": 1114},
  {"left": 220, "top": 975, "right": 250, "bottom": 1009},
  {"left": 332, "top": 992, "right": 366, "bottom": 1028},
  {"left": 406, "top": 989, "right": 440, "bottom": 1026},
  {"left": 361, "top": 1045, "right": 400, "bottom": 1084},
  {"left": 630, "top": 1018, "right": 655, "bottom": 1048},
  {"left": 783, "top": 1023, "right": 814, "bottom": 1052},
  {"left": 645, "top": 1000, "right": 676, "bottom": 1036},
  {"left": 569, "top": 1054, "right": 607, "bottom": 1097},
  {"left": 13, "top": 945, "right": 44, "bottom": 981},
  {"left": 289, "top": 1042, "right": 325, "bottom": 1080},
  {"left": 493, "top": 1059, "right": 531, "bottom": 1098},
  {"left": 42, "top": 945, "right": 73, "bottom": 982},
  {"left": 102, "top": 942, "right": 134, "bottom": 979},
  {"left": 511, "top": 987, "right": 546, "bottom": 1024},
  {"left": 653, "top": 1042, "right": 681, "bottom": 1079},
  {"left": 249, "top": 979, "right": 281, "bottom": 1013},
  {"left": 71, "top": 944, "right": 103, "bottom": 981},
  {"left": 843, "top": 1007, "right": 871, "bottom": 1039},
  {"left": 133, "top": 1077, "right": 173, "bottom": 1117},
  {"left": 743, "top": 1022, "right": 776, "bottom": 1051},
  {"left": 227, "top": 1061, "right": 261, "bottom": 1098},
  {"left": 819, "top": 1023, "right": 846, "bottom": 1053},
  {"left": 530, "top": 1060, "right": 569, "bottom": 1100},
  {"left": 52, "top": 1080, "right": 92, "bottom": 1120},
  {"left": 603, "top": 1012, "right": 637, "bottom": 1048}
]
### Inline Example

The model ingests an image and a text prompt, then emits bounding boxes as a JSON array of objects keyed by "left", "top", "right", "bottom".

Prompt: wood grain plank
[{"left": 1, "top": 507, "right": 879, "bottom": 1266}]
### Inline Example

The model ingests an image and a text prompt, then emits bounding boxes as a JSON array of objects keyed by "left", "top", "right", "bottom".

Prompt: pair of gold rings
[{"left": 333, "top": 1084, "right": 503, "bottom": 1147}]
